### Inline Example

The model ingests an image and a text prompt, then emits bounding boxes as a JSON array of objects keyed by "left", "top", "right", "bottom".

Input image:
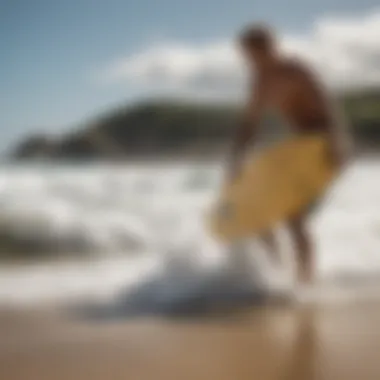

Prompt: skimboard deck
[{"left": 209, "top": 134, "right": 338, "bottom": 242}]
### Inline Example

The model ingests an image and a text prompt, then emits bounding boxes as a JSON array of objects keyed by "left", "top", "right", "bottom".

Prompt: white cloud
[{"left": 102, "top": 9, "right": 380, "bottom": 95}]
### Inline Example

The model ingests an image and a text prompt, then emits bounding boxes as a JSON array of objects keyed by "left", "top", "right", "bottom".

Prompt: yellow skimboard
[{"left": 209, "top": 134, "right": 339, "bottom": 242}]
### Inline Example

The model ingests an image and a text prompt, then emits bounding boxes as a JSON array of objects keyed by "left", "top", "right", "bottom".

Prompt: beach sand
[{"left": 1, "top": 300, "right": 380, "bottom": 380}]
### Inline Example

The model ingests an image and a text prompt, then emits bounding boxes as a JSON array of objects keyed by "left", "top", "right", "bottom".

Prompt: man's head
[{"left": 238, "top": 24, "right": 276, "bottom": 69}]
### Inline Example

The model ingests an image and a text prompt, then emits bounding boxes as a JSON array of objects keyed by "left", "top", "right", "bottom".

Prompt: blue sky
[{"left": 1, "top": 0, "right": 379, "bottom": 149}]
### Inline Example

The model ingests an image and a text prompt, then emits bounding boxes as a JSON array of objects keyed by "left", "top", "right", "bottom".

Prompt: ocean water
[{"left": 0, "top": 158, "right": 380, "bottom": 308}]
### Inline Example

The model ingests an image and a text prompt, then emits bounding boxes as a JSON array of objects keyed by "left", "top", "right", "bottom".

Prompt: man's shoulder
[{"left": 279, "top": 57, "right": 312, "bottom": 77}]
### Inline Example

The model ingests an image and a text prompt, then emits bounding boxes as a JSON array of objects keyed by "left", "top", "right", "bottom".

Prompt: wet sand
[{"left": 1, "top": 301, "right": 380, "bottom": 380}]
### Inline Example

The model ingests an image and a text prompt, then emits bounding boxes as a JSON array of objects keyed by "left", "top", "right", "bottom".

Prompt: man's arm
[
  {"left": 227, "top": 78, "right": 266, "bottom": 180},
  {"left": 297, "top": 62, "right": 352, "bottom": 168},
  {"left": 327, "top": 97, "right": 353, "bottom": 168}
]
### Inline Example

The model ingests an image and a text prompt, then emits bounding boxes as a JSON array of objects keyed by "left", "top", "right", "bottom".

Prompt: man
[{"left": 228, "top": 24, "right": 350, "bottom": 288}]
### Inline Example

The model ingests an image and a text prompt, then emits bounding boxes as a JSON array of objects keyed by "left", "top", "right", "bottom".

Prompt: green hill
[{"left": 11, "top": 91, "right": 380, "bottom": 160}]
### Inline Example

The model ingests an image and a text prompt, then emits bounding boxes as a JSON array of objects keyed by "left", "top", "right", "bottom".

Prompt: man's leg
[
  {"left": 288, "top": 213, "right": 314, "bottom": 285},
  {"left": 260, "top": 229, "right": 280, "bottom": 266}
]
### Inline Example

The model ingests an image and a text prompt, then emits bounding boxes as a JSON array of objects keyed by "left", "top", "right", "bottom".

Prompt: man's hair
[{"left": 239, "top": 24, "right": 274, "bottom": 51}]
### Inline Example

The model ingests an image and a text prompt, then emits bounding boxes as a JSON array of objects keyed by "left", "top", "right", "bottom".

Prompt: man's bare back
[
  {"left": 228, "top": 24, "right": 350, "bottom": 290},
  {"left": 258, "top": 59, "right": 333, "bottom": 132}
]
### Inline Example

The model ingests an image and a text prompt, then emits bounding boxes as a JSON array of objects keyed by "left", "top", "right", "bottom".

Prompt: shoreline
[{"left": 1, "top": 299, "right": 380, "bottom": 380}]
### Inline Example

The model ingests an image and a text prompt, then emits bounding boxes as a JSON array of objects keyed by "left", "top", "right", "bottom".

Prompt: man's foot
[
  {"left": 265, "top": 271, "right": 295, "bottom": 304},
  {"left": 291, "top": 279, "right": 329, "bottom": 305},
  {"left": 297, "top": 264, "right": 314, "bottom": 287}
]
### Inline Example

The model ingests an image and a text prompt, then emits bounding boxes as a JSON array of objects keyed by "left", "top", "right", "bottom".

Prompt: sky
[{"left": 1, "top": 0, "right": 380, "bottom": 148}]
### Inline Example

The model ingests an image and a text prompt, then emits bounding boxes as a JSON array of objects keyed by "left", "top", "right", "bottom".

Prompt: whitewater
[{"left": 0, "top": 158, "right": 380, "bottom": 309}]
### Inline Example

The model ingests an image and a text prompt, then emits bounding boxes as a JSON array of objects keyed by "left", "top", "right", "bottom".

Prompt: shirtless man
[{"left": 228, "top": 24, "right": 350, "bottom": 287}]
